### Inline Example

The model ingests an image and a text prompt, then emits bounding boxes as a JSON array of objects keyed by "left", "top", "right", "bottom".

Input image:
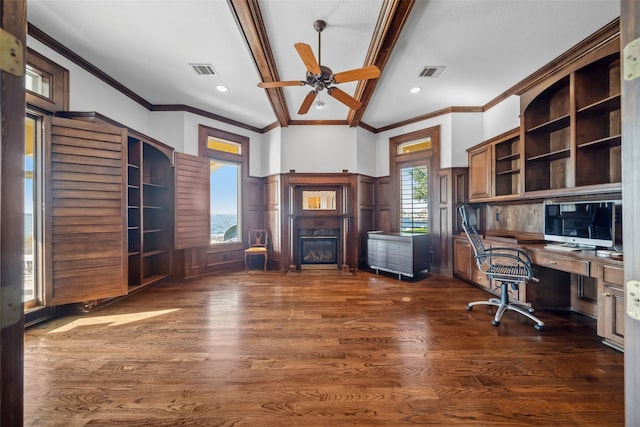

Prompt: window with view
[
  {"left": 390, "top": 128, "right": 438, "bottom": 237},
  {"left": 400, "top": 164, "right": 429, "bottom": 234},
  {"left": 209, "top": 159, "right": 240, "bottom": 244},
  {"left": 199, "top": 128, "right": 248, "bottom": 246}
]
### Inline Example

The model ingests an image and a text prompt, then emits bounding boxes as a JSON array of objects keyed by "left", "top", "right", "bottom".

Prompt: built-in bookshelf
[{"left": 127, "top": 135, "right": 173, "bottom": 288}]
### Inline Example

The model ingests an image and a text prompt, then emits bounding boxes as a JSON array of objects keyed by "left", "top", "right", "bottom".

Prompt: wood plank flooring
[{"left": 24, "top": 271, "right": 624, "bottom": 426}]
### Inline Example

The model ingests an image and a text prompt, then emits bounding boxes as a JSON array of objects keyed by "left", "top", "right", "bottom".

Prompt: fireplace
[{"left": 300, "top": 235, "right": 338, "bottom": 269}]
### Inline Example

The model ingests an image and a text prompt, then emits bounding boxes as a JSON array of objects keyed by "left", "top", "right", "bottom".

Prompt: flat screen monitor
[{"left": 543, "top": 200, "right": 616, "bottom": 249}]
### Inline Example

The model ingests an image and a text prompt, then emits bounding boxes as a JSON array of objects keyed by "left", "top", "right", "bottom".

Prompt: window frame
[
  {"left": 198, "top": 125, "right": 249, "bottom": 249},
  {"left": 389, "top": 126, "right": 440, "bottom": 234},
  {"left": 26, "top": 48, "right": 69, "bottom": 112}
]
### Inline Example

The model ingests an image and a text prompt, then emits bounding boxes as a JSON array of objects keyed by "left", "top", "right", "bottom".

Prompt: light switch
[
  {"left": 623, "top": 37, "right": 640, "bottom": 81},
  {"left": 627, "top": 280, "right": 640, "bottom": 321}
]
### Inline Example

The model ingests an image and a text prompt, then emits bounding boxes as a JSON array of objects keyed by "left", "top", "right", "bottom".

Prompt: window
[
  {"left": 26, "top": 64, "right": 51, "bottom": 98},
  {"left": 400, "top": 164, "right": 429, "bottom": 233},
  {"left": 24, "top": 113, "right": 44, "bottom": 309},
  {"left": 209, "top": 160, "right": 240, "bottom": 243},
  {"left": 199, "top": 125, "right": 249, "bottom": 245},
  {"left": 26, "top": 48, "right": 69, "bottom": 112},
  {"left": 389, "top": 126, "right": 440, "bottom": 236}
]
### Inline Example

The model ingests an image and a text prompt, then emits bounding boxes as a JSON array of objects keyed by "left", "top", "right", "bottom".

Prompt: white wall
[
  {"left": 28, "top": 37, "right": 151, "bottom": 134},
  {"left": 262, "top": 127, "right": 282, "bottom": 177},
  {"left": 280, "top": 126, "right": 358, "bottom": 173},
  {"left": 483, "top": 95, "right": 521, "bottom": 140},
  {"left": 450, "top": 113, "right": 484, "bottom": 167},
  {"left": 356, "top": 127, "right": 377, "bottom": 177}
]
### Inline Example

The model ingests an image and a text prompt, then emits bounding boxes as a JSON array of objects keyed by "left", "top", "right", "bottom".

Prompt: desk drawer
[
  {"left": 534, "top": 252, "right": 589, "bottom": 276},
  {"left": 602, "top": 264, "right": 624, "bottom": 285}
]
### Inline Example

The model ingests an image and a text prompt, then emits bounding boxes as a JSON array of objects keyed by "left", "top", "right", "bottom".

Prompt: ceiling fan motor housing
[{"left": 306, "top": 65, "right": 334, "bottom": 91}]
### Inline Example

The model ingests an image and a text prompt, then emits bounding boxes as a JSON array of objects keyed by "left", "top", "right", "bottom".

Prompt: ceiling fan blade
[
  {"left": 328, "top": 87, "right": 362, "bottom": 110},
  {"left": 332, "top": 65, "right": 380, "bottom": 84},
  {"left": 258, "top": 81, "right": 305, "bottom": 88},
  {"left": 294, "top": 42, "right": 321, "bottom": 75},
  {"left": 297, "top": 91, "right": 317, "bottom": 115}
]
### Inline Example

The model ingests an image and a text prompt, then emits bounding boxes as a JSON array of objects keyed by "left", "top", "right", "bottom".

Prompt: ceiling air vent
[
  {"left": 418, "top": 66, "right": 445, "bottom": 78},
  {"left": 190, "top": 63, "right": 217, "bottom": 76}
]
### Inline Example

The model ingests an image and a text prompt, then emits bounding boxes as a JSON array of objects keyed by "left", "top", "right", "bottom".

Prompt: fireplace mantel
[{"left": 284, "top": 177, "right": 354, "bottom": 271}]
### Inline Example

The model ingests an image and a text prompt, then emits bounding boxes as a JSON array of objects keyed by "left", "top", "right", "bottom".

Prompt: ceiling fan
[{"left": 257, "top": 20, "right": 380, "bottom": 115}]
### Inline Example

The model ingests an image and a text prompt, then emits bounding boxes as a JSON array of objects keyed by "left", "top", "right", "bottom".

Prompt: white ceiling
[{"left": 26, "top": 0, "right": 621, "bottom": 131}]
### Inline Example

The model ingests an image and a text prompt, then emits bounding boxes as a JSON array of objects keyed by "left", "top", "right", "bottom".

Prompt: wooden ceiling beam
[
  {"left": 348, "top": 0, "right": 416, "bottom": 127},
  {"left": 227, "top": 0, "right": 291, "bottom": 127}
]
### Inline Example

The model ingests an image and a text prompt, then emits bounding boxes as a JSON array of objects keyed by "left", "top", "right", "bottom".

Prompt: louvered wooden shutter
[
  {"left": 174, "top": 152, "right": 210, "bottom": 249},
  {"left": 45, "top": 117, "right": 127, "bottom": 305}
]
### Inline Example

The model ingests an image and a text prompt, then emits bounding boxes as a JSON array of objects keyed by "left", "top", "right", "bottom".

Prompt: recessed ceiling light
[
  {"left": 216, "top": 85, "right": 228, "bottom": 92},
  {"left": 410, "top": 87, "right": 422, "bottom": 94}
]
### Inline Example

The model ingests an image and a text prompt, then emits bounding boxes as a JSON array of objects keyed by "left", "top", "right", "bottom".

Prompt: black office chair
[{"left": 458, "top": 206, "right": 544, "bottom": 331}]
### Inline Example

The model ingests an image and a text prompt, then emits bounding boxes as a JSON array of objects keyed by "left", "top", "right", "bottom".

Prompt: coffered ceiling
[{"left": 26, "top": 0, "right": 620, "bottom": 132}]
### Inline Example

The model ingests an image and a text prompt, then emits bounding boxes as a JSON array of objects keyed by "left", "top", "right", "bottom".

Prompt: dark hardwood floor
[{"left": 24, "top": 270, "right": 624, "bottom": 426}]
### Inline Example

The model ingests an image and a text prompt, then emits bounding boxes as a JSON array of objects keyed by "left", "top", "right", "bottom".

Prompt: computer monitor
[{"left": 543, "top": 200, "right": 616, "bottom": 249}]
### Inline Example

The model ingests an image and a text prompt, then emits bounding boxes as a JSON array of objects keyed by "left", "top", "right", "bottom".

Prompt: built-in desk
[{"left": 454, "top": 235, "right": 625, "bottom": 350}]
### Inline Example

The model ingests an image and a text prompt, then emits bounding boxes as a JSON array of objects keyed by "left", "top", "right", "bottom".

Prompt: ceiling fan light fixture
[
  {"left": 410, "top": 86, "right": 422, "bottom": 94},
  {"left": 316, "top": 101, "right": 325, "bottom": 109}
]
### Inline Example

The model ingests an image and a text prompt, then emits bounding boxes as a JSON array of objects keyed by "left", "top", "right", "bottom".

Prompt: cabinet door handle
[
  {"left": 603, "top": 292, "right": 612, "bottom": 297},
  {"left": 548, "top": 260, "right": 557, "bottom": 265}
]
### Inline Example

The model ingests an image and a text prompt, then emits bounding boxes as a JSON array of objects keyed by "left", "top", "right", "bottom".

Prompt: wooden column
[
  {"left": 1, "top": 0, "right": 26, "bottom": 425},
  {"left": 622, "top": 1, "right": 640, "bottom": 424}
]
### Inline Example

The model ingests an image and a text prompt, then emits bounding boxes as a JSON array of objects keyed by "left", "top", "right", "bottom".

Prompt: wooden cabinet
[
  {"left": 367, "top": 232, "right": 430, "bottom": 279},
  {"left": 468, "top": 144, "right": 492, "bottom": 200},
  {"left": 597, "top": 263, "right": 625, "bottom": 349},
  {"left": 453, "top": 238, "right": 472, "bottom": 280},
  {"left": 467, "top": 128, "right": 520, "bottom": 202},
  {"left": 453, "top": 237, "right": 491, "bottom": 292},
  {"left": 521, "top": 38, "right": 621, "bottom": 196},
  {"left": 127, "top": 134, "right": 174, "bottom": 288}
]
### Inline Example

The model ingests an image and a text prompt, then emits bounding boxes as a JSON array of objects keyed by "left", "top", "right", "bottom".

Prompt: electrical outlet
[{"left": 627, "top": 280, "right": 640, "bottom": 321}]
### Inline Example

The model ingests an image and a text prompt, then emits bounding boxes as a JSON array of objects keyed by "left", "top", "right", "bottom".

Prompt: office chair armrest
[
  {"left": 475, "top": 252, "right": 534, "bottom": 279},
  {"left": 483, "top": 246, "right": 534, "bottom": 265}
]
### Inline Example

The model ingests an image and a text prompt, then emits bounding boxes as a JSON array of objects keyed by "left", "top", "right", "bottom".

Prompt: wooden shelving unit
[
  {"left": 127, "top": 135, "right": 174, "bottom": 288},
  {"left": 521, "top": 42, "right": 621, "bottom": 195}
]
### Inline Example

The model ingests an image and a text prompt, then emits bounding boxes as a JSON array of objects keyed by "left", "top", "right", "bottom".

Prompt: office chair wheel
[
  {"left": 534, "top": 324, "right": 544, "bottom": 331},
  {"left": 491, "top": 319, "right": 500, "bottom": 327}
]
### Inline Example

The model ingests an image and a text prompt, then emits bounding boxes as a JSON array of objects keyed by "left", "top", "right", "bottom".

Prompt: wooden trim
[
  {"left": 227, "top": 0, "right": 291, "bottom": 128},
  {"left": 151, "top": 104, "right": 263, "bottom": 134},
  {"left": 289, "top": 120, "right": 350, "bottom": 126},
  {"left": 26, "top": 47, "right": 69, "bottom": 112},
  {"left": 371, "top": 106, "right": 483, "bottom": 134},
  {"left": 28, "top": 23, "right": 152, "bottom": 109},
  {"left": 347, "top": 0, "right": 416, "bottom": 127}
]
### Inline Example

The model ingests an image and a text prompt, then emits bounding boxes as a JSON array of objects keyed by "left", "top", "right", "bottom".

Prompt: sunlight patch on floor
[{"left": 48, "top": 309, "right": 180, "bottom": 333}]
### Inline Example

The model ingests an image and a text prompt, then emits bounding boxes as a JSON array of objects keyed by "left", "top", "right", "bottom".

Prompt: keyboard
[{"left": 544, "top": 244, "right": 581, "bottom": 252}]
